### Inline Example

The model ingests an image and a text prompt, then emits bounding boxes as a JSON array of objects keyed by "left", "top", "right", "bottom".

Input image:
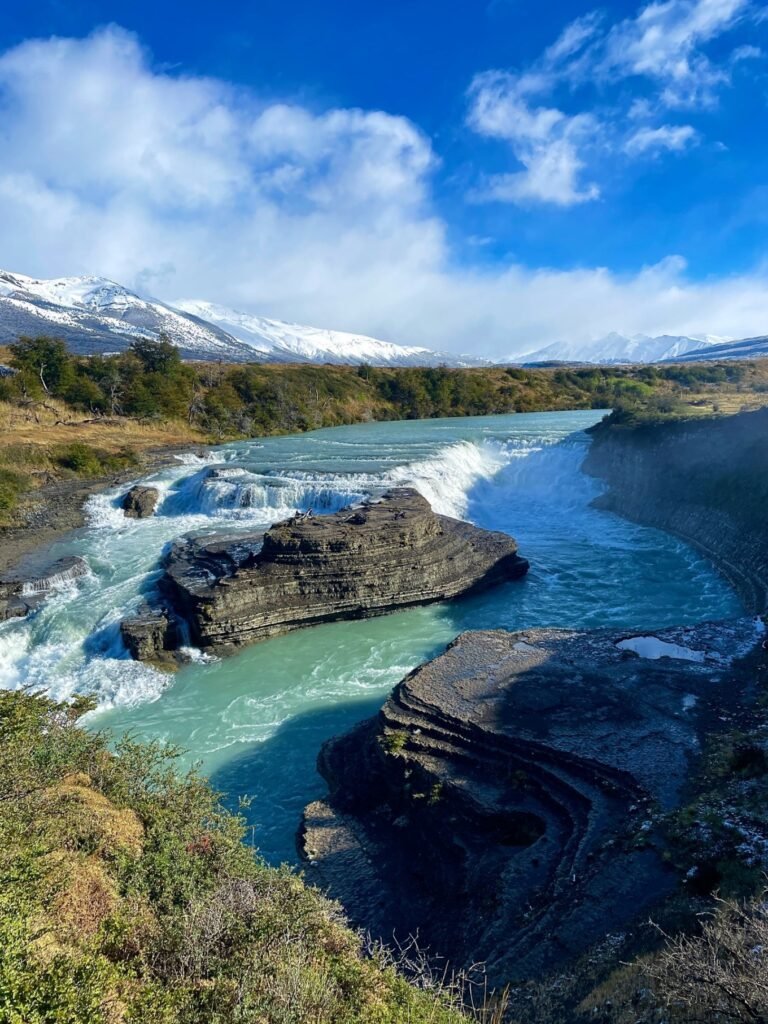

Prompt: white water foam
[
  {"left": 158, "top": 437, "right": 515, "bottom": 525},
  {"left": 160, "top": 467, "right": 369, "bottom": 521},
  {"left": 385, "top": 438, "right": 510, "bottom": 518}
]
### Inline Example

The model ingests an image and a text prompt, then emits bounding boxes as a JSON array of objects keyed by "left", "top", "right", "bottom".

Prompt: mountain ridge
[
  {"left": 173, "top": 298, "right": 484, "bottom": 367},
  {"left": 0, "top": 268, "right": 764, "bottom": 366},
  {"left": 667, "top": 333, "right": 768, "bottom": 363},
  {"left": 519, "top": 331, "right": 719, "bottom": 365},
  {"left": 0, "top": 270, "right": 482, "bottom": 367}
]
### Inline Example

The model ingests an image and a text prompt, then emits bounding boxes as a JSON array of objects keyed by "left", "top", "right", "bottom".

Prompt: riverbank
[{"left": 0, "top": 441, "right": 203, "bottom": 577}]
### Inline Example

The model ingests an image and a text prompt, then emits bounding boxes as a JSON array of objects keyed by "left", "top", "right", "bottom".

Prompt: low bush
[{"left": 0, "top": 690, "right": 470, "bottom": 1024}]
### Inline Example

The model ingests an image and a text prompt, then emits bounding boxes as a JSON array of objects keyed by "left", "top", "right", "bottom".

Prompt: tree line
[{"left": 0, "top": 334, "right": 755, "bottom": 440}]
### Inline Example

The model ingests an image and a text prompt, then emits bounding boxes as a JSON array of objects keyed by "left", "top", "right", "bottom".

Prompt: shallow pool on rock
[{"left": 0, "top": 411, "right": 742, "bottom": 863}]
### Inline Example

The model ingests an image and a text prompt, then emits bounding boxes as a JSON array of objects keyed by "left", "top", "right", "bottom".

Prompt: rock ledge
[{"left": 300, "top": 619, "right": 764, "bottom": 982}]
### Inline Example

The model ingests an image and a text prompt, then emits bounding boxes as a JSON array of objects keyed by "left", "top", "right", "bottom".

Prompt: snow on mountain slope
[
  {"left": 0, "top": 271, "right": 259, "bottom": 362},
  {"left": 0, "top": 270, "right": 473, "bottom": 366},
  {"left": 3, "top": 268, "right": 751, "bottom": 369},
  {"left": 670, "top": 334, "right": 768, "bottom": 362},
  {"left": 173, "top": 300, "right": 472, "bottom": 366},
  {"left": 520, "top": 331, "right": 716, "bottom": 364}
]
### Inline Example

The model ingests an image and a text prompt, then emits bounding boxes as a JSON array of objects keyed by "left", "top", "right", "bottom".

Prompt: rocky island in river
[{"left": 122, "top": 487, "right": 529, "bottom": 658}]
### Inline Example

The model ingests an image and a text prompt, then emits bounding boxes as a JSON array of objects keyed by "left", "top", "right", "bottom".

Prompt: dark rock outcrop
[
  {"left": 300, "top": 619, "right": 765, "bottom": 983},
  {"left": 122, "top": 486, "right": 160, "bottom": 519},
  {"left": 0, "top": 556, "right": 89, "bottom": 621},
  {"left": 120, "top": 605, "right": 179, "bottom": 664},
  {"left": 584, "top": 407, "right": 768, "bottom": 612},
  {"left": 161, "top": 488, "right": 529, "bottom": 653}
]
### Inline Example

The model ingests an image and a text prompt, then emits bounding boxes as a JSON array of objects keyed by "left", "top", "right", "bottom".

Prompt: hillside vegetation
[{"left": 0, "top": 690, "right": 477, "bottom": 1024}]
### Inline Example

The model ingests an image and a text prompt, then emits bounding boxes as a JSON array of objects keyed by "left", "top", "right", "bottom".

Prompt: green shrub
[
  {"left": 0, "top": 691, "right": 470, "bottom": 1024},
  {"left": 0, "top": 468, "right": 26, "bottom": 514},
  {"left": 51, "top": 444, "right": 137, "bottom": 477},
  {"left": 52, "top": 443, "right": 103, "bottom": 475}
]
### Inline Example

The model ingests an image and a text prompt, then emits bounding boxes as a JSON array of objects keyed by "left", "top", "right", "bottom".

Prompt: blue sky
[{"left": 0, "top": 0, "right": 766, "bottom": 355}]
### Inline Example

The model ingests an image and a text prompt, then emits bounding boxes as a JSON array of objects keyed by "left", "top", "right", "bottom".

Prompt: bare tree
[{"left": 646, "top": 893, "right": 768, "bottom": 1023}]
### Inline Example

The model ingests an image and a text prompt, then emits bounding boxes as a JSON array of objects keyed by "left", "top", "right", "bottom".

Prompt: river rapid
[{"left": 0, "top": 410, "right": 741, "bottom": 862}]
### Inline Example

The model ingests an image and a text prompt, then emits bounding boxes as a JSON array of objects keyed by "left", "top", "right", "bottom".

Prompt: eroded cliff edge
[
  {"left": 300, "top": 620, "right": 765, "bottom": 984},
  {"left": 583, "top": 406, "right": 768, "bottom": 612}
]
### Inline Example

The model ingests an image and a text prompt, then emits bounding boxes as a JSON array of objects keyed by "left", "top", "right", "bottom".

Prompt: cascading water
[{"left": 0, "top": 410, "right": 743, "bottom": 863}]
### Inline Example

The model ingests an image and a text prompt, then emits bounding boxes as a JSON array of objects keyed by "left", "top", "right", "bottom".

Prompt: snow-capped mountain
[
  {"left": 669, "top": 334, "right": 768, "bottom": 363},
  {"left": 0, "top": 271, "right": 257, "bottom": 362},
  {"left": 519, "top": 332, "right": 717, "bottom": 365},
  {"left": 0, "top": 270, "right": 474, "bottom": 366},
  {"left": 2, "top": 268, "right": 758, "bottom": 368},
  {"left": 173, "top": 300, "right": 472, "bottom": 367}
]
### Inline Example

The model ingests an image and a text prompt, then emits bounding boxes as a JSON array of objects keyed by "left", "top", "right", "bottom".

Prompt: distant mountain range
[
  {"left": 0, "top": 270, "right": 482, "bottom": 367},
  {"left": 0, "top": 269, "right": 765, "bottom": 367},
  {"left": 0, "top": 271, "right": 255, "bottom": 362},
  {"left": 667, "top": 334, "right": 768, "bottom": 363},
  {"left": 173, "top": 300, "right": 457, "bottom": 367},
  {"left": 519, "top": 331, "right": 720, "bottom": 365}
]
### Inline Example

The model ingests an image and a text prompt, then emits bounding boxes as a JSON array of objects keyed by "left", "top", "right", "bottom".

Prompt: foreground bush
[{"left": 0, "top": 690, "right": 469, "bottom": 1023}]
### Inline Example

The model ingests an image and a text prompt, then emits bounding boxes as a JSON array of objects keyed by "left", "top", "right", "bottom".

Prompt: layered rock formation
[
  {"left": 122, "top": 485, "right": 160, "bottom": 519},
  {"left": 120, "top": 605, "right": 178, "bottom": 664},
  {"left": 159, "top": 488, "right": 528, "bottom": 653},
  {"left": 0, "top": 556, "right": 89, "bottom": 621},
  {"left": 584, "top": 407, "right": 768, "bottom": 612},
  {"left": 300, "top": 620, "right": 765, "bottom": 983}
]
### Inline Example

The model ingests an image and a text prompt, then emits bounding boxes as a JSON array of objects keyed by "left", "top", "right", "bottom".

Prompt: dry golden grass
[
  {"left": 44, "top": 773, "right": 145, "bottom": 858},
  {"left": 53, "top": 856, "right": 120, "bottom": 941},
  {"left": 0, "top": 398, "right": 202, "bottom": 453}
]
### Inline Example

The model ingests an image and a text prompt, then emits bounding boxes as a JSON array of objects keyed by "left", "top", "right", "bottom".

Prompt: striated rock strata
[
  {"left": 584, "top": 407, "right": 768, "bottom": 612},
  {"left": 160, "top": 488, "right": 529, "bottom": 653},
  {"left": 120, "top": 605, "right": 179, "bottom": 664},
  {"left": 300, "top": 620, "right": 765, "bottom": 983}
]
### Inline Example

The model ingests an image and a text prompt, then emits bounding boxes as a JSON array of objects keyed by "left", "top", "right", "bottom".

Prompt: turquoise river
[{"left": 0, "top": 411, "right": 741, "bottom": 863}]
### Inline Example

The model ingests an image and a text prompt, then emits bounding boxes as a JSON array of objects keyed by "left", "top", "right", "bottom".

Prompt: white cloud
[
  {"left": 467, "top": 71, "right": 600, "bottom": 206},
  {"left": 1, "top": 28, "right": 768, "bottom": 358},
  {"left": 624, "top": 123, "right": 699, "bottom": 154},
  {"left": 731, "top": 43, "right": 763, "bottom": 59},
  {"left": 468, "top": 0, "right": 753, "bottom": 206},
  {"left": 599, "top": 0, "right": 749, "bottom": 107}
]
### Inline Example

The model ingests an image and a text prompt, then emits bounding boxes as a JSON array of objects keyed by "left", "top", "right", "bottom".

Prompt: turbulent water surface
[{"left": 0, "top": 411, "right": 741, "bottom": 862}]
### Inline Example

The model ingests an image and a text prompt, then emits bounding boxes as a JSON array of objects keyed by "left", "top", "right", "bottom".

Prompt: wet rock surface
[
  {"left": 120, "top": 604, "right": 179, "bottom": 664},
  {"left": 0, "top": 555, "right": 89, "bottom": 621},
  {"left": 122, "top": 485, "right": 160, "bottom": 519},
  {"left": 160, "top": 488, "right": 529, "bottom": 652},
  {"left": 299, "top": 619, "right": 764, "bottom": 983}
]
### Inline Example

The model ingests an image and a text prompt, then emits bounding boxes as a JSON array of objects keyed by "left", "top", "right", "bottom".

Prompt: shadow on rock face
[{"left": 299, "top": 619, "right": 764, "bottom": 984}]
